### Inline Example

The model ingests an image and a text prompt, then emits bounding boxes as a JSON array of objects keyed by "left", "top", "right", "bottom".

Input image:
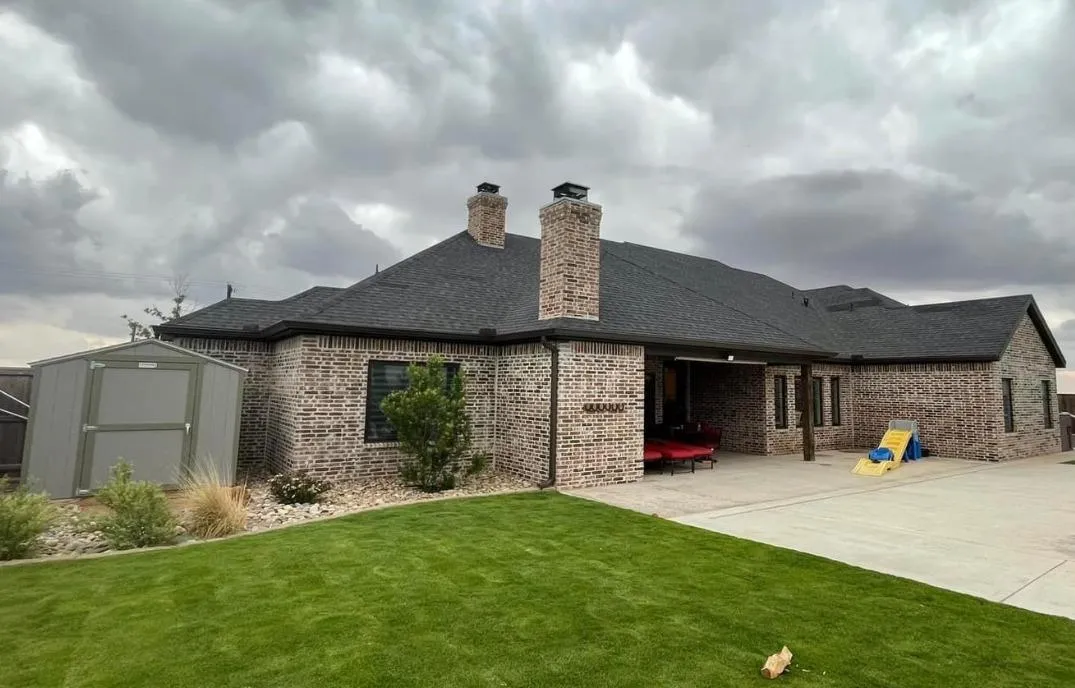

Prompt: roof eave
[
  {"left": 1025, "top": 298, "right": 1067, "bottom": 368},
  {"left": 259, "top": 320, "right": 840, "bottom": 360},
  {"left": 154, "top": 323, "right": 265, "bottom": 339},
  {"left": 544, "top": 326, "right": 839, "bottom": 360},
  {"left": 849, "top": 354, "right": 999, "bottom": 365}
]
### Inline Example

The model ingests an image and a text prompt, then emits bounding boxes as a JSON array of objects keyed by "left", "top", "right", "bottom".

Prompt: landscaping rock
[
  {"left": 244, "top": 471, "right": 530, "bottom": 532},
  {"left": 20, "top": 471, "right": 530, "bottom": 562},
  {"left": 35, "top": 505, "right": 111, "bottom": 557}
]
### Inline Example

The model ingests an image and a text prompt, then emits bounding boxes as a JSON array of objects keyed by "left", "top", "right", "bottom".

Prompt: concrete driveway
[{"left": 568, "top": 451, "right": 1075, "bottom": 620}]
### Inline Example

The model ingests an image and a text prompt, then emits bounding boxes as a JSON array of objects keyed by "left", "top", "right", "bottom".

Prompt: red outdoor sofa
[{"left": 643, "top": 423, "right": 722, "bottom": 475}]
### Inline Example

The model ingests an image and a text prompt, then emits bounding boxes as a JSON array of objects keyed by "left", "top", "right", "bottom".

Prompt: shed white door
[{"left": 78, "top": 361, "right": 198, "bottom": 493}]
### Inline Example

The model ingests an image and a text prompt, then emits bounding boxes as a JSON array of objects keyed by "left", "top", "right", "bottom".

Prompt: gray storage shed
[{"left": 21, "top": 339, "right": 246, "bottom": 498}]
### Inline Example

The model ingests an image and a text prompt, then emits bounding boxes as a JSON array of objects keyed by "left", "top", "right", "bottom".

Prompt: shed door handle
[
  {"left": 185, "top": 422, "right": 191, "bottom": 435},
  {"left": 82, "top": 425, "right": 97, "bottom": 432}
]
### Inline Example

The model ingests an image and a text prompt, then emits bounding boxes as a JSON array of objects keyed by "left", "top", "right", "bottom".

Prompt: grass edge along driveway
[{"left": 2, "top": 491, "right": 1074, "bottom": 687}]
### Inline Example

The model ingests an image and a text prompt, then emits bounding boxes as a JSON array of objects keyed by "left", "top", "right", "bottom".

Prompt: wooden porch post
[{"left": 800, "top": 363, "right": 815, "bottom": 462}]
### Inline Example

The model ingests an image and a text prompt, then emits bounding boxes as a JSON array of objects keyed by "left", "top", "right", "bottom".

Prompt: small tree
[
  {"left": 381, "top": 356, "right": 473, "bottom": 492},
  {"left": 121, "top": 275, "right": 193, "bottom": 341},
  {"left": 95, "top": 461, "right": 178, "bottom": 549}
]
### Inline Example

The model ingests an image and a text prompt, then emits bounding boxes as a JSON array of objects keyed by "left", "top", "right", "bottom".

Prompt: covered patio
[{"left": 641, "top": 347, "right": 826, "bottom": 473}]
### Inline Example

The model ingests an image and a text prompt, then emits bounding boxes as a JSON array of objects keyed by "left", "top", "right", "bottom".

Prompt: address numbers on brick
[{"left": 582, "top": 402, "right": 627, "bottom": 413}]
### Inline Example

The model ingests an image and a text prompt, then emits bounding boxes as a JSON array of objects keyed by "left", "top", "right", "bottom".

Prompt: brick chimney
[
  {"left": 466, "top": 182, "right": 507, "bottom": 248},
  {"left": 539, "top": 182, "right": 601, "bottom": 320}
]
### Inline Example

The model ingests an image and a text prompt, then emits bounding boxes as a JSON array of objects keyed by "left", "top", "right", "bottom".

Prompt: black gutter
[
  {"left": 537, "top": 338, "right": 559, "bottom": 489},
  {"left": 157, "top": 320, "right": 1018, "bottom": 368},
  {"left": 847, "top": 355, "right": 1000, "bottom": 365},
  {"left": 157, "top": 319, "right": 841, "bottom": 361},
  {"left": 154, "top": 326, "right": 265, "bottom": 340}
]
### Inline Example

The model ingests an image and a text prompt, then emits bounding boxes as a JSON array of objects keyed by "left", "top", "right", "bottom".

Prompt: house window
[
  {"left": 774, "top": 375, "right": 788, "bottom": 429},
  {"left": 831, "top": 377, "right": 842, "bottom": 426},
  {"left": 1043, "top": 380, "right": 1054, "bottom": 429},
  {"left": 794, "top": 376, "right": 822, "bottom": 427},
  {"left": 1002, "top": 378, "right": 1014, "bottom": 433},
  {"left": 365, "top": 361, "right": 460, "bottom": 442},
  {"left": 812, "top": 377, "right": 824, "bottom": 426}
]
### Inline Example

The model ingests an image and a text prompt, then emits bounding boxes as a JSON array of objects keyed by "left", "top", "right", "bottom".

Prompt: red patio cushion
[
  {"left": 644, "top": 440, "right": 700, "bottom": 460},
  {"left": 650, "top": 438, "right": 713, "bottom": 459},
  {"left": 643, "top": 442, "right": 665, "bottom": 462}
]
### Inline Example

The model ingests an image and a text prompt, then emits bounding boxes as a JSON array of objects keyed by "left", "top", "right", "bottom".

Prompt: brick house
[{"left": 158, "top": 182, "right": 1066, "bottom": 488}]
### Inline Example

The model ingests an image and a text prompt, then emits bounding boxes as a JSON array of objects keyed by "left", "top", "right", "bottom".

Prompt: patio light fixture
[{"left": 673, "top": 356, "right": 765, "bottom": 365}]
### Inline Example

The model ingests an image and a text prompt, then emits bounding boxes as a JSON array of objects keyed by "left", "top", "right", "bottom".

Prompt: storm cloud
[{"left": 1, "top": 0, "right": 1075, "bottom": 373}]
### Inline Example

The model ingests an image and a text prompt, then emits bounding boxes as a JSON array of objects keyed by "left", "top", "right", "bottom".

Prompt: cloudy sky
[{"left": 2, "top": 0, "right": 1074, "bottom": 386}]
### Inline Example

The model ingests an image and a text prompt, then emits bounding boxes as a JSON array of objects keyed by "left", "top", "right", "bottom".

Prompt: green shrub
[
  {"left": 467, "top": 452, "right": 490, "bottom": 477},
  {"left": 95, "top": 461, "right": 178, "bottom": 550},
  {"left": 381, "top": 355, "right": 474, "bottom": 492},
  {"left": 267, "top": 471, "right": 331, "bottom": 504},
  {"left": 0, "top": 477, "right": 56, "bottom": 561}
]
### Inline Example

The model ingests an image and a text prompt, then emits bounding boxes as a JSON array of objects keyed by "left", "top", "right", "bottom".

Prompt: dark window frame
[
  {"left": 831, "top": 376, "right": 842, "bottom": 426},
  {"left": 812, "top": 376, "right": 824, "bottom": 427},
  {"left": 364, "top": 360, "right": 461, "bottom": 443},
  {"left": 1002, "top": 378, "right": 1015, "bottom": 433},
  {"left": 1043, "top": 379, "right": 1054, "bottom": 429},
  {"left": 774, "top": 375, "right": 788, "bottom": 429}
]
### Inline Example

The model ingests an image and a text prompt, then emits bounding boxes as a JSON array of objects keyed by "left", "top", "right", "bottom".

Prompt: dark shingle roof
[
  {"left": 165, "top": 286, "right": 345, "bottom": 332},
  {"left": 821, "top": 294, "right": 1064, "bottom": 365},
  {"left": 158, "top": 231, "right": 1064, "bottom": 366},
  {"left": 804, "top": 285, "right": 906, "bottom": 309}
]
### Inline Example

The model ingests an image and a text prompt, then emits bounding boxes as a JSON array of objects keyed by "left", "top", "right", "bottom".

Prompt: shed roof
[{"left": 29, "top": 339, "right": 249, "bottom": 373}]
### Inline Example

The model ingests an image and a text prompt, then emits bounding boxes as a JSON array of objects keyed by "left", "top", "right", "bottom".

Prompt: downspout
[{"left": 538, "top": 338, "right": 559, "bottom": 489}]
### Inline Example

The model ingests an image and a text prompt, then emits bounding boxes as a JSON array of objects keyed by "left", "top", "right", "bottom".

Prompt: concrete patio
[{"left": 568, "top": 451, "right": 1075, "bottom": 620}]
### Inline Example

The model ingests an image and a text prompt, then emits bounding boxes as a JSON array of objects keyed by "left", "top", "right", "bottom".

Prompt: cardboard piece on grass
[{"left": 761, "top": 646, "right": 793, "bottom": 679}]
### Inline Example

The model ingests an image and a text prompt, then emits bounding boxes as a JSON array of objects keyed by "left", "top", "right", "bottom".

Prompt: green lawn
[{"left": 2, "top": 493, "right": 1074, "bottom": 687}]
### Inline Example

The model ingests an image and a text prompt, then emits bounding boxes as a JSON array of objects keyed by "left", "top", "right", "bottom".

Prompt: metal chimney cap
[
  {"left": 551, "top": 182, "right": 589, "bottom": 201},
  {"left": 476, "top": 182, "right": 500, "bottom": 194}
]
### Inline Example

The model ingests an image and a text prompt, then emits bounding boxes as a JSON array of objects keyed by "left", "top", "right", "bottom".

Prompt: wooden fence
[{"left": 0, "top": 367, "right": 32, "bottom": 482}]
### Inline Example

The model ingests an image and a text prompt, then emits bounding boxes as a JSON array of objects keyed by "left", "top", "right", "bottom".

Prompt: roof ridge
[
  {"left": 612, "top": 241, "right": 854, "bottom": 343},
  {"left": 602, "top": 246, "right": 826, "bottom": 351},
  {"left": 911, "top": 294, "right": 1032, "bottom": 309},
  {"left": 307, "top": 232, "right": 471, "bottom": 318},
  {"left": 616, "top": 240, "right": 741, "bottom": 275}
]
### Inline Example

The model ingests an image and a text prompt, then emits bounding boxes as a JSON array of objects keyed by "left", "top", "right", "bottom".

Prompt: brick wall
[
  {"left": 170, "top": 337, "right": 271, "bottom": 471},
  {"left": 689, "top": 362, "right": 767, "bottom": 453},
  {"left": 178, "top": 322, "right": 1058, "bottom": 483},
  {"left": 852, "top": 362, "right": 1001, "bottom": 460},
  {"left": 494, "top": 343, "right": 551, "bottom": 483},
  {"left": 768, "top": 364, "right": 855, "bottom": 454},
  {"left": 265, "top": 336, "right": 304, "bottom": 474},
  {"left": 284, "top": 337, "right": 497, "bottom": 481},
  {"left": 997, "top": 314, "right": 1060, "bottom": 459},
  {"left": 555, "top": 341, "right": 644, "bottom": 487},
  {"left": 538, "top": 198, "right": 602, "bottom": 320}
]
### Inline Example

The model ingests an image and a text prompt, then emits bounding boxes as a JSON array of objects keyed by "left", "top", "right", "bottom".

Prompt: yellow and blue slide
[{"left": 852, "top": 427, "right": 914, "bottom": 476}]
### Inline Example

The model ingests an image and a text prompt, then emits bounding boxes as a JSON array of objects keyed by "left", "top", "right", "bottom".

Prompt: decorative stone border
[{"left": 3, "top": 475, "right": 537, "bottom": 568}]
